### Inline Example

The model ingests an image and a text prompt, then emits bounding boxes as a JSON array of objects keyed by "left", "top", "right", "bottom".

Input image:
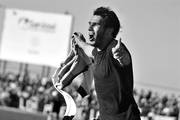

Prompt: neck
[{"left": 97, "top": 36, "right": 113, "bottom": 51}]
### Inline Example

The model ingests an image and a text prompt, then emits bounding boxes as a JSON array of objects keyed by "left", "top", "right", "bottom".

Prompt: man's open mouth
[{"left": 89, "top": 31, "right": 95, "bottom": 41}]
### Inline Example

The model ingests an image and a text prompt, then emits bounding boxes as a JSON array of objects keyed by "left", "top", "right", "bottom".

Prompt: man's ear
[{"left": 106, "top": 28, "right": 114, "bottom": 37}]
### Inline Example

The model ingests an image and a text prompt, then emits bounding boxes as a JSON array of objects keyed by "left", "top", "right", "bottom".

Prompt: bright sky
[{"left": 0, "top": 0, "right": 179, "bottom": 94}]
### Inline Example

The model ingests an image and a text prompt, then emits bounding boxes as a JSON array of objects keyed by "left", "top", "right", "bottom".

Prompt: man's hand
[
  {"left": 55, "top": 82, "right": 63, "bottom": 90},
  {"left": 112, "top": 38, "right": 131, "bottom": 66},
  {"left": 73, "top": 32, "right": 86, "bottom": 44},
  {"left": 112, "top": 38, "right": 123, "bottom": 63}
]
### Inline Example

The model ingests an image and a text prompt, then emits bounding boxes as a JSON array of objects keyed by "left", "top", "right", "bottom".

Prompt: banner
[{"left": 0, "top": 8, "right": 73, "bottom": 67}]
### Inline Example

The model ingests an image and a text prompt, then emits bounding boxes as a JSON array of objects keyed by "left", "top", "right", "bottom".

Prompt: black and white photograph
[{"left": 0, "top": 0, "right": 179, "bottom": 120}]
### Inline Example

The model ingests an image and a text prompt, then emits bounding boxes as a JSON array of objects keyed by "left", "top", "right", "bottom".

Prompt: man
[{"left": 73, "top": 7, "right": 141, "bottom": 120}]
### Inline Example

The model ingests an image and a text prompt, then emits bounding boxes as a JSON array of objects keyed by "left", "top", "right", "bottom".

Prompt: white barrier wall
[{"left": 141, "top": 115, "right": 176, "bottom": 120}]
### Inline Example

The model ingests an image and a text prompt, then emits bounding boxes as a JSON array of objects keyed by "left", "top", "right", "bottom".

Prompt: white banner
[{"left": 0, "top": 8, "right": 73, "bottom": 67}]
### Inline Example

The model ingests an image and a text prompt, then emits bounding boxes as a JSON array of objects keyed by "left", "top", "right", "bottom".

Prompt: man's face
[{"left": 88, "top": 15, "right": 106, "bottom": 47}]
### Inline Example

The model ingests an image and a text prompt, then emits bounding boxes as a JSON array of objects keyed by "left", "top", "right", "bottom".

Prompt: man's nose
[{"left": 88, "top": 25, "right": 93, "bottom": 31}]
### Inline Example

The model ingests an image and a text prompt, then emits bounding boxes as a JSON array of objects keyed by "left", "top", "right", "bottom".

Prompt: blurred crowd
[
  {"left": 0, "top": 71, "right": 180, "bottom": 120},
  {"left": 134, "top": 89, "right": 180, "bottom": 120}
]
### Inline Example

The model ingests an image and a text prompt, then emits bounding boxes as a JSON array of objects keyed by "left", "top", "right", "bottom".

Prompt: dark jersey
[{"left": 92, "top": 40, "right": 140, "bottom": 120}]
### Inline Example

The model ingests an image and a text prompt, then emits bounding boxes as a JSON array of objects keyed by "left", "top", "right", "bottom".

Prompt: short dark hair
[{"left": 93, "top": 7, "right": 121, "bottom": 38}]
